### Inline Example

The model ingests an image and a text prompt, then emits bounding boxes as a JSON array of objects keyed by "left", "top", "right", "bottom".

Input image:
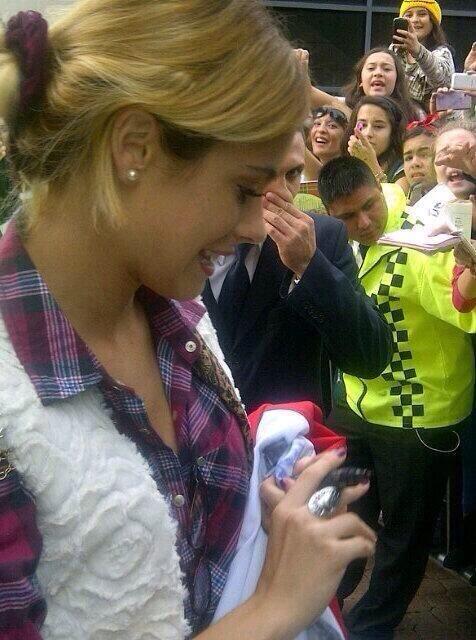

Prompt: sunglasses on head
[{"left": 312, "top": 106, "right": 348, "bottom": 127}]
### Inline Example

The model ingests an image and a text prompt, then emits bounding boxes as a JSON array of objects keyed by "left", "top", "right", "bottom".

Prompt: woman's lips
[
  {"left": 198, "top": 250, "right": 215, "bottom": 276},
  {"left": 198, "top": 249, "right": 234, "bottom": 276}
]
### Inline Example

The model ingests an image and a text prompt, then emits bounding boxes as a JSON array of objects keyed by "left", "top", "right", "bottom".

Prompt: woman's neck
[
  {"left": 22, "top": 190, "right": 140, "bottom": 343},
  {"left": 316, "top": 150, "right": 341, "bottom": 166}
]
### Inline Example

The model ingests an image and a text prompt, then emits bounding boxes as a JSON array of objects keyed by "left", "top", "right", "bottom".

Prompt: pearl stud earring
[{"left": 126, "top": 168, "right": 139, "bottom": 182}]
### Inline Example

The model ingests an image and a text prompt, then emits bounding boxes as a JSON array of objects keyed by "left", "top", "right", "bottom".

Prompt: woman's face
[
  {"left": 356, "top": 104, "right": 392, "bottom": 159},
  {"left": 403, "top": 133, "right": 436, "bottom": 187},
  {"left": 114, "top": 125, "right": 294, "bottom": 300},
  {"left": 361, "top": 52, "right": 398, "bottom": 98},
  {"left": 309, "top": 114, "right": 345, "bottom": 161},
  {"left": 403, "top": 7, "right": 433, "bottom": 41}
]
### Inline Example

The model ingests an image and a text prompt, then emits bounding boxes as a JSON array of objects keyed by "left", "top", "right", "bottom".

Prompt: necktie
[
  {"left": 218, "top": 243, "right": 252, "bottom": 341},
  {"left": 359, "top": 243, "right": 369, "bottom": 262}
]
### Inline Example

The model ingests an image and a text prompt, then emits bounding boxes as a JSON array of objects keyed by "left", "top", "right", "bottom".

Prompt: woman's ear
[{"left": 111, "top": 109, "right": 160, "bottom": 185}]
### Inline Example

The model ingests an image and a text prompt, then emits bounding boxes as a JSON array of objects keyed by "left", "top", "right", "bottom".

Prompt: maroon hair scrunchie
[{"left": 5, "top": 10, "right": 48, "bottom": 125}]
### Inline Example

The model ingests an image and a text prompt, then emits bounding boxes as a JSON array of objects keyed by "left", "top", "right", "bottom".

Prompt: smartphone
[
  {"left": 451, "top": 72, "right": 476, "bottom": 92},
  {"left": 435, "top": 90, "right": 472, "bottom": 111},
  {"left": 393, "top": 17, "right": 409, "bottom": 37},
  {"left": 319, "top": 467, "right": 371, "bottom": 490}
]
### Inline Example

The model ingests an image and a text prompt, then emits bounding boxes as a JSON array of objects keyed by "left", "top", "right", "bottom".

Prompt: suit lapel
[
  {"left": 202, "top": 280, "right": 234, "bottom": 354},
  {"left": 233, "top": 238, "right": 286, "bottom": 347}
]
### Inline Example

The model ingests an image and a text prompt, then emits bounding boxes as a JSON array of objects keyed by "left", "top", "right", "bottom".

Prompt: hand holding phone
[
  {"left": 435, "top": 90, "right": 472, "bottom": 112},
  {"left": 393, "top": 17, "right": 409, "bottom": 39}
]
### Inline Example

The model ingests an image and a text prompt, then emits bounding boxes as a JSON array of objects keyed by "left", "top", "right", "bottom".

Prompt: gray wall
[{"left": 2, "top": 1, "right": 73, "bottom": 22}]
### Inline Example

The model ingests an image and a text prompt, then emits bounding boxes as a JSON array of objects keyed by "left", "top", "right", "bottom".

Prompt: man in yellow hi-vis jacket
[{"left": 319, "top": 156, "right": 476, "bottom": 640}]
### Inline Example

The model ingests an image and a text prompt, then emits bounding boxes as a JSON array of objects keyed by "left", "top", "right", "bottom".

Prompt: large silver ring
[{"left": 307, "top": 486, "right": 341, "bottom": 518}]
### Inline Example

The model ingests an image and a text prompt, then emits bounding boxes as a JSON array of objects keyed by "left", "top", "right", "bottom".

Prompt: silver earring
[{"left": 126, "top": 168, "right": 139, "bottom": 182}]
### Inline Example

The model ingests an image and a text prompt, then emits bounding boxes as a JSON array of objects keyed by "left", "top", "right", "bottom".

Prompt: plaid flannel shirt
[{"left": 0, "top": 222, "right": 252, "bottom": 637}]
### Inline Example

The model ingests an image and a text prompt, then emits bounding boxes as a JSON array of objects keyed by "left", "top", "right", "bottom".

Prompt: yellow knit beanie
[{"left": 399, "top": 0, "right": 442, "bottom": 24}]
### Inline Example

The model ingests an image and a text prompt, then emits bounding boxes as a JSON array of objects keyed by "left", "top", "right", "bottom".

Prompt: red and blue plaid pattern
[{"left": 0, "top": 223, "right": 251, "bottom": 636}]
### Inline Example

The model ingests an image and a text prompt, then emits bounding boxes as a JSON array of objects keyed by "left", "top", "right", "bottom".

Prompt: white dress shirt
[{"left": 209, "top": 244, "right": 263, "bottom": 301}]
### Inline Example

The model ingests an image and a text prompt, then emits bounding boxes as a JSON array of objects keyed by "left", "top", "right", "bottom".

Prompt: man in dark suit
[{"left": 202, "top": 131, "right": 392, "bottom": 414}]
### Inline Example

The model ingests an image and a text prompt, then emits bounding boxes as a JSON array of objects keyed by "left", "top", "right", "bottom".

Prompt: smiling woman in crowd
[{"left": 304, "top": 106, "right": 348, "bottom": 181}]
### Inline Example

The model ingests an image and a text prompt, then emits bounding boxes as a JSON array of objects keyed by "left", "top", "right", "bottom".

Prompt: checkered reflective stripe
[{"left": 372, "top": 244, "right": 423, "bottom": 429}]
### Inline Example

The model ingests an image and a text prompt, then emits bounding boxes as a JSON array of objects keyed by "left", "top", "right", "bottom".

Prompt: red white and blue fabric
[{"left": 214, "top": 401, "right": 348, "bottom": 640}]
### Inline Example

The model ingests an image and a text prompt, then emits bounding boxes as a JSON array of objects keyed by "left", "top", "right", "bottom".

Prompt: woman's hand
[
  {"left": 454, "top": 239, "right": 476, "bottom": 275},
  {"left": 260, "top": 452, "right": 317, "bottom": 532},
  {"left": 294, "top": 48, "right": 312, "bottom": 96},
  {"left": 294, "top": 48, "right": 309, "bottom": 76},
  {"left": 435, "top": 140, "right": 476, "bottom": 178},
  {"left": 348, "top": 127, "right": 381, "bottom": 176},
  {"left": 464, "top": 42, "right": 476, "bottom": 73},
  {"left": 393, "top": 21, "right": 421, "bottom": 58},
  {"left": 429, "top": 87, "right": 455, "bottom": 118},
  {"left": 256, "top": 449, "right": 376, "bottom": 637}
]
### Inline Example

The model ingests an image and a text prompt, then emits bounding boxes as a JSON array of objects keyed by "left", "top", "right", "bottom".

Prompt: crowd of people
[{"left": 0, "top": 0, "right": 474, "bottom": 639}]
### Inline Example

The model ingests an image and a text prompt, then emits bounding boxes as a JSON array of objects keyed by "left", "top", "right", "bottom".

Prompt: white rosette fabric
[{"left": 0, "top": 315, "right": 188, "bottom": 640}]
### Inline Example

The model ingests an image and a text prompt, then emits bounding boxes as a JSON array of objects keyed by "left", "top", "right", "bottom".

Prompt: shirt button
[
  {"left": 185, "top": 340, "right": 197, "bottom": 353},
  {"left": 196, "top": 456, "right": 206, "bottom": 468},
  {"left": 173, "top": 494, "right": 185, "bottom": 508}
]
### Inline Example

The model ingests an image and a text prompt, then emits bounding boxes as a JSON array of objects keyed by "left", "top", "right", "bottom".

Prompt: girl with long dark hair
[
  {"left": 391, "top": 0, "right": 455, "bottom": 111},
  {"left": 310, "top": 47, "right": 422, "bottom": 123},
  {"left": 345, "top": 96, "right": 406, "bottom": 184}
]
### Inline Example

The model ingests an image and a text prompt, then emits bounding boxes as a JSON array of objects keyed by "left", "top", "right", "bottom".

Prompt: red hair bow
[{"left": 406, "top": 113, "right": 439, "bottom": 131}]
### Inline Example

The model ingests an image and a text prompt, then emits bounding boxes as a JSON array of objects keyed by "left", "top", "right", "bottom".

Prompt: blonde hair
[{"left": 0, "top": 0, "right": 308, "bottom": 227}]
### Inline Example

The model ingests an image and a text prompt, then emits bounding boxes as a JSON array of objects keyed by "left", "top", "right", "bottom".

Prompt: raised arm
[
  {"left": 286, "top": 215, "right": 393, "bottom": 378},
  {"left": 310, "top": 86, "right": 351, "bottom": 117}
]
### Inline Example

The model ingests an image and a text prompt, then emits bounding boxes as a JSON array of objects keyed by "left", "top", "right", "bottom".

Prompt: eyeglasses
[
  {"left": 312, "top": 106, "right": 348, "bottom": 127},
  {"left": 186, "top": 462, "right": 212, "bottom": 633}
]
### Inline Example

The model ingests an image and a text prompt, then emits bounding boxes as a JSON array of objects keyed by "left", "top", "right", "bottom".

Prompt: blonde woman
[{"left": 0, "top": 2, "right": 375, "bottom": 639}]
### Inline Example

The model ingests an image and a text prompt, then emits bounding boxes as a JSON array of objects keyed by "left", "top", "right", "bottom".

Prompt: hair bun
[{"left": 5, "top": 10, "right": 49, "bottom": 131}]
